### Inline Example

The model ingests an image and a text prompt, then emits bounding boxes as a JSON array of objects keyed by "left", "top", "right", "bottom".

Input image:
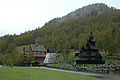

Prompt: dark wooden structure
[
  {"left": 47, "top": 47, "right": 55, "bottom": 53},
  {"left": 76, "top": 32, "right": 105, "bottom": 64}
]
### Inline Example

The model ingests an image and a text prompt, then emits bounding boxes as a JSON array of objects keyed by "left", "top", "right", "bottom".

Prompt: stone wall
[
  {"left": 46, "top": 64, "right": 111, "bottom": 74},
  {"left": 104, "top": 56, "right": 120, "bottom": 60},
  {"left": 45, "top": 56, "right": 120, "bottom": 74}
]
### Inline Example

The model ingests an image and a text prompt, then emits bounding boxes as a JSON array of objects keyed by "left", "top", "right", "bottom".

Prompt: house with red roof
[{"left": 23, "top": 45, "right": 46, "bottom": 63}]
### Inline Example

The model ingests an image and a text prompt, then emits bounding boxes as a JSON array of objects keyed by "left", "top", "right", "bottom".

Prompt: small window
[
  {"left": 40, "top": 52, "right": 42, "bottom": 54},
  {"left": 44, "top": 52, "right": 46, "bottom": 54},
  {"left": 42, "top": 52, "right": 44, "bottom": 54}
]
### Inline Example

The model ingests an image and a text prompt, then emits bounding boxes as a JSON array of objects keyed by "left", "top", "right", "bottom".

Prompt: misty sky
[{"left": 0, "top": 0, "right": 120, "bottom": 36}]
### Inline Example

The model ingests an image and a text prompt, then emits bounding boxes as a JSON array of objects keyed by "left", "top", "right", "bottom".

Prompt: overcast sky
[{"left": 0, "top": 0, "right": 120, "bottom": 37}]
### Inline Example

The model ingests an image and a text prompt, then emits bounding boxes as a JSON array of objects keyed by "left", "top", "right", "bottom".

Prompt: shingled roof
[
  {"left": 24, "top": 45, "right": 46, "bottom": 52},
  {"left": 31, "top": 45, "right": 46, "bottom": 52},
  {"left": 76, "top": 32, "right": 105, "bottom": 64},
  {"left": 24, "top": 47, "right": 31, "bottom": 51}
]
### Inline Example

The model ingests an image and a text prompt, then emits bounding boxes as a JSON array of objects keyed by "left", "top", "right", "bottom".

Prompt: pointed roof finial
[{"left": 90, "top": 32, "right": 93, "bottom": 40}]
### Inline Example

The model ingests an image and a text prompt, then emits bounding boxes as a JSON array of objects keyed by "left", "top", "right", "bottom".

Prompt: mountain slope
[
  {"left": 0, "top": 3, "right": 120, "bottom": 56},
  {"left": 29, "top": 3, "right": 120, "bottom": 55},
  {"left": 45, "top": 3, "right": 115, "bottom": 27}
]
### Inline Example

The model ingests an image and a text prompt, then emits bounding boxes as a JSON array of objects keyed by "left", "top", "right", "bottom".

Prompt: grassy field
[{"left": 0, "top": 67, "right": 100, "bottom": 80}]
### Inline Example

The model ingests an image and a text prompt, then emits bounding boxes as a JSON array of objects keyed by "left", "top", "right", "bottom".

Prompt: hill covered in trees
[{"left": 0, "top": 3, "right": 120, "bottom": 58}]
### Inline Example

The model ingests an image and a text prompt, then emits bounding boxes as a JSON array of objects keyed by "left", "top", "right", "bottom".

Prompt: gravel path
[{"left": 29, "top": 67, "right": 120, "bottom": 80}]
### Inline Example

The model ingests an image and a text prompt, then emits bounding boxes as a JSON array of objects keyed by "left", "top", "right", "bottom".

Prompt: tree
[
  {"left": 1, "top": 53, "right": 13, "bottom": 65},
  {"left": 14, "top": 34, "right": 33, "bottom": 46},
  {"left": 1, "top": 47, "right": 24, "bottom": 66},
  {"left": 61, "top": 49, "right": 70, "bottom": 60},
  {"left": 0, "top": 53, "right": 3, "bottom": 64},
  {"left": 0, "top": 39, "right": 7, "bottom": 53},
  {"left": 5, "top": 43, "right": 16, "bottom": 54},
  {"left": 102, "top": 28, "right": 117, "bottom": 56},
  {"left": 114, "top": 27, "right": 120, "bottom": 55}
]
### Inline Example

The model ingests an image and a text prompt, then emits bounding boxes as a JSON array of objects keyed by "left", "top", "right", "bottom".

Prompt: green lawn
[{"left": 0, "top": 67, "right": 100, "bottom": 80}]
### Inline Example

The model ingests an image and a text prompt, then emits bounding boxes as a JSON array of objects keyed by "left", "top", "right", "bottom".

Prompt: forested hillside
[{"left": 0, "top": 3, "right": 120, "bottom": 58}]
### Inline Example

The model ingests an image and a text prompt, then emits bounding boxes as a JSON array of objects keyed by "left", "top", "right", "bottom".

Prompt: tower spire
[{"left": 76, "top": 32, "right": 105, "bottom": 64}]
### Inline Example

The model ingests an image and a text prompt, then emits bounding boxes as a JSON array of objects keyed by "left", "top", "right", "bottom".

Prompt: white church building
[{"left": 44, "top": 47, "right": 56, "bottom": 63}]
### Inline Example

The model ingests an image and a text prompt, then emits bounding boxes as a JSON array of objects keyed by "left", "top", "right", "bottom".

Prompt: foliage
[
  {"left": 1, "top": 49, "right": 24, "bottom": 65},
  {"left": 24, "top": 51, "right": 34, "bottom": 62},
  {"left": 0, "top": 53, "right": 3, "bottom": 64},
  {"left": 0, "top": 44, "right": 24, "bottom": 65},
  {"left": 5, "top": 43, "right": 16, "bottom": 54},
  {"left": 0, "top": 4, "right": 120, "bottom": 57},
  {"left": 0, "top": 39, "right": 8, "bottom": 53},
  {"left": 61, "top": 49, "right": 71, "bottom": 60},
  {"left": 57, "top": 50, "right": 76, "bottom": 61},
  {"left": 14, "top": 34, "right": 33, "bottom": 46}
]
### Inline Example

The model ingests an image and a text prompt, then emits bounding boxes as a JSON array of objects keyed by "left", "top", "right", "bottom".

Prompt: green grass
[{"left": 0, "top": 67, "right": 100, "bottom": 80}]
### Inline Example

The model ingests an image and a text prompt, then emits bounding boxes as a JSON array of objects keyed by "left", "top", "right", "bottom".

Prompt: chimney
[{"left": 35, "top": 43, "right": 39, "bottom": 46}]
